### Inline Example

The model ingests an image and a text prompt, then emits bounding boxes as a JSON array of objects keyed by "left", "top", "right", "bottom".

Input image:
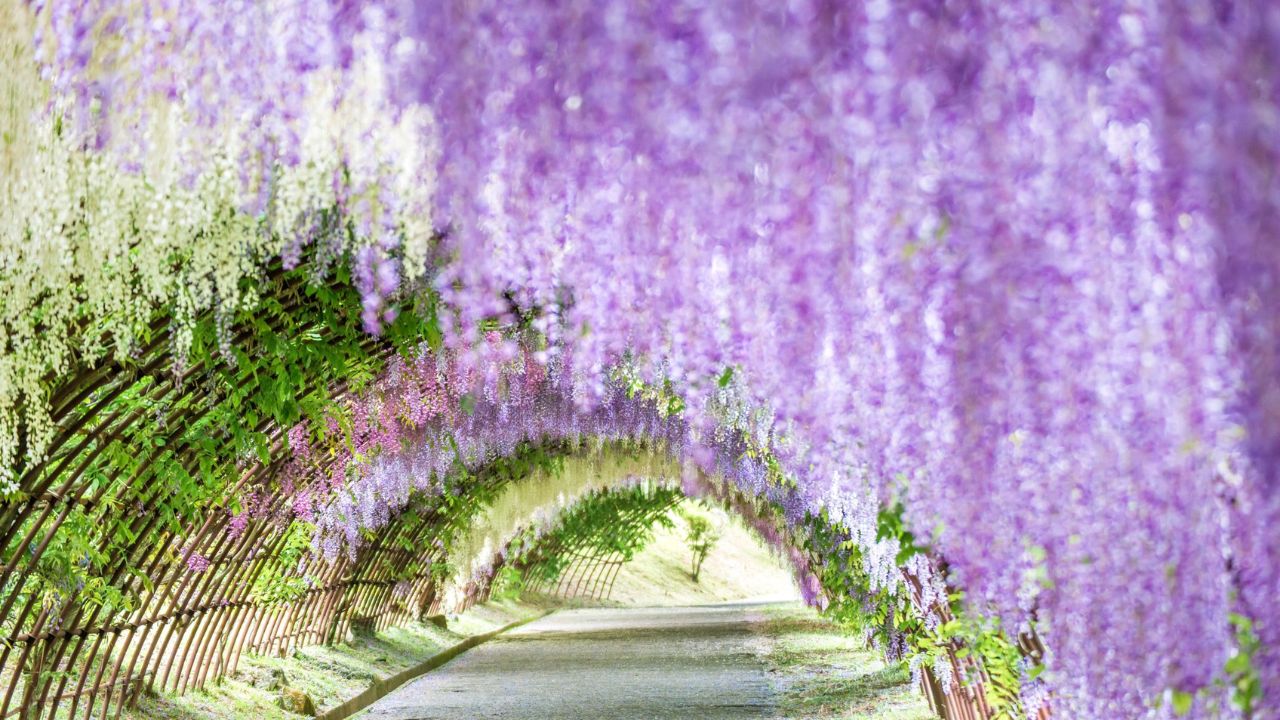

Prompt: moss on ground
[{"left": 759, "top": 604, "right": 935, "bottom": 720}]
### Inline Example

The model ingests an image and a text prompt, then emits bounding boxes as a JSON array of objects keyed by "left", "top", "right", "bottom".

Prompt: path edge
[{"left": 316, "top": 610, "right": 554, "bottom": 720}]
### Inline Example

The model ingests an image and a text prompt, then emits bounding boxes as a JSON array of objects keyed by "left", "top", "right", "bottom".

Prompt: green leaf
[
  {"left": 1228, "top": 612, "right": 1254, "bottom": 632},
  {"left": 1171, "top": 690, "right": 1194, "bottom": 716},
  {"left": 717, "top": 367, "right": 734, "bottom": 387}
]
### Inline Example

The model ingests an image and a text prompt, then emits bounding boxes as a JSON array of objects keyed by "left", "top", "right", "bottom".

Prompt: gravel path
[{"left": 360, "top": 602, "right": 782, "bottom": 719}]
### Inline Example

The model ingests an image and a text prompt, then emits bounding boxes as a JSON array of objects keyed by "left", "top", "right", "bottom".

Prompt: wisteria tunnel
[{"left": 0, "top": 1, "right": 1278, "bottom": 719}]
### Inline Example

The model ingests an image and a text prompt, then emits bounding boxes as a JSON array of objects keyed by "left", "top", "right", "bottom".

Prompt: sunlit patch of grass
[
  {"left": 759, "top": 604, "right": 935, "bottom": 720},
  {"left": 604, "top": 503, "right": 799, "bottom": 607}
]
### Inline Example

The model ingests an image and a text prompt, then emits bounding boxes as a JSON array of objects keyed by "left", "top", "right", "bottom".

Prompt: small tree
[{"left": 681, "top": 510, "right": 722, "bottom": 583}]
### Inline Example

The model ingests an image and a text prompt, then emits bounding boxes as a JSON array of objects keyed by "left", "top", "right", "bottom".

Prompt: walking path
[{"left": 359, "top": 602, "right": 781, "bottom": 719}]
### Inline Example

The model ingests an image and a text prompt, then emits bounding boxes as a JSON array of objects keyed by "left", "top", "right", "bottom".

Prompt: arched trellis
[
  {"left": 0, "top": 258, "right": 1043, "bottom": 720},
  {"left": 505, "top": 483, "right": 684, "bottom": 602},
  {"left": 538, "top": 497, "right": 680, "bottom": 602}
]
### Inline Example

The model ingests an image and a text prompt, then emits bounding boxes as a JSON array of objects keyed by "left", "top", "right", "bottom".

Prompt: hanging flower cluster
[{"left": 0, "top": 0, "right": 436, "bottom": 485}]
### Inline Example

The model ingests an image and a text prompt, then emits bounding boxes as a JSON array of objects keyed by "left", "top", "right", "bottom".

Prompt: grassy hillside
[{"left": 602, "top": 501, "right": 800, "bottom": 606}]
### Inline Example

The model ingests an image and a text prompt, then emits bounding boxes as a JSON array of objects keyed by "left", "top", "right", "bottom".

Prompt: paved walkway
[{"left": 361, "top": 603, "right": 781, "bottom": 719}]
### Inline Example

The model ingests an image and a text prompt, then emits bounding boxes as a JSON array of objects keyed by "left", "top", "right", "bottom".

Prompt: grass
[
  {"left": 121, "top": 598, "right": 550, "bottom": 720},
  {"left": 604, "top": 501, "right": 799, "bottom": 607},
  {"left": 759, "top": 604, "right": 935, "bottom": 720}
]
